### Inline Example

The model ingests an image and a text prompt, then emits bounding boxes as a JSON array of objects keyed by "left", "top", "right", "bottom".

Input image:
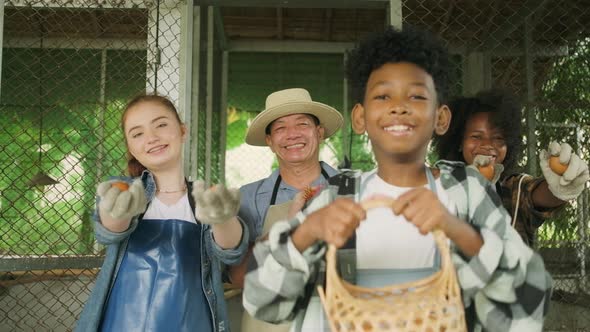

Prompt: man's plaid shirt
[{"left": 243, "top": 161, "right": 553, "bottom": 332}]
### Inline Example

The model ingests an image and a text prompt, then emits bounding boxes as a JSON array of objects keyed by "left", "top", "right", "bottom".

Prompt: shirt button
[{"left": 207, "top": 289, "right": 212, "bottom": 295}]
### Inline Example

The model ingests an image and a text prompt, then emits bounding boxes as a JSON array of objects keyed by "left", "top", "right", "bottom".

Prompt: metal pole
[
  {"left": 575, "top": 127, "right": 587, "bottom": 291},
  {"left": 524, "top": 17, "right": 537, "bottom": 176},
  {"left": 342, "top": 53, "right": 351, "bottom": 168},
  {"left": 0, "top": 0, "right": 5, "bottom": 98},
  {"left": 181, "top": 0, "right": 194, "bottom": 179},
  {"left": 205, "top": 6, "right": 214, "bottom": 185},
  {"left": 190, "top": 6, "right": 202, "bottom": 182},
  {"left": 94, "top": 49, "right": 107, "bottom": 254},
  {"left": 97, "top": 49, "right": 107, "bottom": 186},
  {"left": 388, "top": 0, "right": 402, "bottom": 29},
  {"left": 220, "top": 50, "right": 228, "bottom": 183}
]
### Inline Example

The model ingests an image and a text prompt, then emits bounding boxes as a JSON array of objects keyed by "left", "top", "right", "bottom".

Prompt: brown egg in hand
[
  {"left": 478, "top": 164, "right": 495, "bottom": 181},
  {"left": 549, "top": 156, "right": 568, "bottom": 175},
  {"left": 111, "top": 181, "right": 130, "bottom": 191}
]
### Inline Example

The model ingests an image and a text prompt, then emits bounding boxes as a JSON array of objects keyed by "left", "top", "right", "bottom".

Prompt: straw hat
[{"left": 245, "top": 88, "right": 344, "bottom": 146}]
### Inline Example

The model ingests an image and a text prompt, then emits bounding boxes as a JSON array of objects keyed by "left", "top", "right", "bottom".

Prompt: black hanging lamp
[{"left": 28, "top": 22, "right": 58, "bottom": 188}]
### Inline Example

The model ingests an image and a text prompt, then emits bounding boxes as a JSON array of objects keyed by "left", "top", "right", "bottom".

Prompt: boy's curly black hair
[
  {"left": 345, "top": 25, "right": 451, "bottom": 105},
  {"left": 432, "top": 88, "right": 523, "bottom": 176}
]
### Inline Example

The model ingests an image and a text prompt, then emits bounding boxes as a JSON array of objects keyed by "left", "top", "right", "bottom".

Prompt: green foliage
[
  {"left": 226, "top": 107, "right": 252, "bottom": 150},
  {"left": 0, "top": 48, "right": 145, "bottom": 255},
  {"left": 349, "top": 133, "right": 376, "bottom": 171},
  {"left": 535, "top": 37, "right": 590, "bottom": 244}
]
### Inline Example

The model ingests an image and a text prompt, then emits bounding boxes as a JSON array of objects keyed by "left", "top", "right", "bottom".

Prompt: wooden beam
[
  {"left": 277, "top": 7, "right": 283, "bottom": 40},
  {"left": 214, "top": 6, "right": 227, "bottom": 50},
  {"left": 325, "top": 8, "right": 333, "bottom": 41},
  {"left": 194, "top": 0, "right": 388, "bottom": 9},
  {"left": 229, "top": 39, "right": 353, "bottom": 53},
  {"left": 89, "top": 11, "right": 103, "bottom": 38},
  {"left": 8, "top": 0, "right": 150, "bottom": 9},
  {"left": 0, "top": 255, "right": 104, "bottom": 272},
  {"left": 3, "top": 36, "right": 146, "bottom": 50},
  {"left": 227, "top": 38, "right": 567, "bottom": 57},
  {"left": 439, "top": 0, "right": 455, "bottom": 33}
]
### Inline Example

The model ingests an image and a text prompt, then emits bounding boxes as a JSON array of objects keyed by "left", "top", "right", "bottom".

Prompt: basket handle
[{"left": 325, "top": 197, "right": 454, "bottom": 282}]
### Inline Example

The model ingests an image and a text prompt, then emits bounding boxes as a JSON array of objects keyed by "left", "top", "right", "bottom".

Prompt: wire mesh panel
[
  {"left": 0, "top": 0, "right": 185, "bottom": 330},
  {"left": 0, "top": 0, "right": 589, "bottom": 331}
]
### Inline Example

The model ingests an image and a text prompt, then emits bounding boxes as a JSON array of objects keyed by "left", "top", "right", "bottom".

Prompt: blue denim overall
[{"left": 99, "top": 218, "right": 213, "bottom": 332}]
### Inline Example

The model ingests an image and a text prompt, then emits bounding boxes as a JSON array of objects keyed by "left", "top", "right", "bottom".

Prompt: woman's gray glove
[
  {"left": 540, "top": 141, "right": 589, "bottom": 201},
  {"left": 97, "top": 179, "right": 148, "bottom": 220},
  {"left": 192, "top": 180, "right": 240, "bottom": 225}
]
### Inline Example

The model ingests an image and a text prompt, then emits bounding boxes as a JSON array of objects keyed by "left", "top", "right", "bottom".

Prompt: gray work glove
[
  {"left": 467, "top": 154, "right": 505, "bottom": 185},
  {"left": 97, "top": 179, "right": 148, "bottom": 220},
  {"left": 192, "top": 180, "right": 240, "bottom": 225},
  {"left": 540, "top": 141, "right": 589, "bottom": 201}
]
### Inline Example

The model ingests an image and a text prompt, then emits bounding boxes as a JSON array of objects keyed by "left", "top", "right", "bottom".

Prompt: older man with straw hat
[{"left": 227, "top": 88, "right": 343, "bottom": 332}]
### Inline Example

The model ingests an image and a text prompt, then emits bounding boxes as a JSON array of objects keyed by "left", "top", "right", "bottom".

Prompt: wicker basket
[{"left": 317, "top": 198, "right": 467, "bottom": 332}]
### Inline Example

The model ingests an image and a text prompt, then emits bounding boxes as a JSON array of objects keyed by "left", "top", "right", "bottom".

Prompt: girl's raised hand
[
  {"left": 540, "top": 141, "right": 589, "bottom": 201},
  {"left": 192, "top": 180, "right": 241, "bottom": 225},
  {"left": 97, "top": 178, "right": 147, "bottom": 221}
]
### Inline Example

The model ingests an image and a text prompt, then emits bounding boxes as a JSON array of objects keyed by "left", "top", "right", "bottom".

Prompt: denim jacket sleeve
[
  {"left": 93, "top": 210, "right": 139, "bottom": 245},
  {"left": 204, "top": 216, "right": 250, "bottom": 266}
]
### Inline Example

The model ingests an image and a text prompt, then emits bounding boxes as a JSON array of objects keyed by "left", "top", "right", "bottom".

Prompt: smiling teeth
[
  {"left": 384, "top": 125, "right": 411, "bottom": 132},
  {"left": 286, "top": 143, "right": 305, "bottom": 149},
  {"left": 148, "top": 146, "right": 166, "bottom": 153}
]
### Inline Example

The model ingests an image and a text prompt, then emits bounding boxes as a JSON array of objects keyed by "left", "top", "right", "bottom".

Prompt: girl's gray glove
[
  {"left": 97, "top": 179, "right": 148, "bottom": 220},
  {"left": 192, "top": 180, "right": 240, "bottom": 225},
  {"left": 540, "top": 141, "right": 589, "bottom": 201},
  {"left": 467, "top": 154, "right": 505, "bottom": 185}
]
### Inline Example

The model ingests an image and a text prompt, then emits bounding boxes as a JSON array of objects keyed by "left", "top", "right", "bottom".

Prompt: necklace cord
[{"left": 156, "top": 185, "right": 187, "bottom": 194}]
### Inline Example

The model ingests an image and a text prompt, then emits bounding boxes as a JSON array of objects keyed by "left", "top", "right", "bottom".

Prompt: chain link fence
[
  {"left": 0, "top": 0, "right": 185, "bottom": 330},
  {"left": 1, "top": 0, "right": 589, "bottom": 331}
]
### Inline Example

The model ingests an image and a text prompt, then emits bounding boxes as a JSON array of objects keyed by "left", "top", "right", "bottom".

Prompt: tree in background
[{"left": 536, "top": 37, "right": 590, "bottom": 244}]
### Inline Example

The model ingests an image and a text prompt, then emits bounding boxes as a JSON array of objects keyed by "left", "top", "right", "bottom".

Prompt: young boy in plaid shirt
[{"left": 243, "top": 26, "right": 552, "bottom": 332}]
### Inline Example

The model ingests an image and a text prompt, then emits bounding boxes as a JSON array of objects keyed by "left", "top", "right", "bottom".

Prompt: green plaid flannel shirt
[{"left": 243, "top": 161, "right": 553, "bottom": 332}]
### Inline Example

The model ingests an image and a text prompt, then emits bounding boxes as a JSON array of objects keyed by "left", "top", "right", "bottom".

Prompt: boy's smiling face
[{"left": 352, "top": 62, "right": 450, "bottom": 163}]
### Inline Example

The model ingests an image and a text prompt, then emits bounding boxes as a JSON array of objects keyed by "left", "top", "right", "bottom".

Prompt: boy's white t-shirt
[
  {"left": 142, "top": 193, "right": 196, "bottom": 223},
  {"left": 356, "top": 170, "right": 457, "bottom": 270}
]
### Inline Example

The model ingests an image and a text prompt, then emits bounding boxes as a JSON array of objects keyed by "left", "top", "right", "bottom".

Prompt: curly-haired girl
[{"left": 433, "top": 88, "right": 589, "bottom": 246}]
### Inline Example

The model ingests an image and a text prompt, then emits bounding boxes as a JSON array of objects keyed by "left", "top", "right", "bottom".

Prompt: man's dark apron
[{"left": 241, "top": 167, "right": 330, "bottom": 332}]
